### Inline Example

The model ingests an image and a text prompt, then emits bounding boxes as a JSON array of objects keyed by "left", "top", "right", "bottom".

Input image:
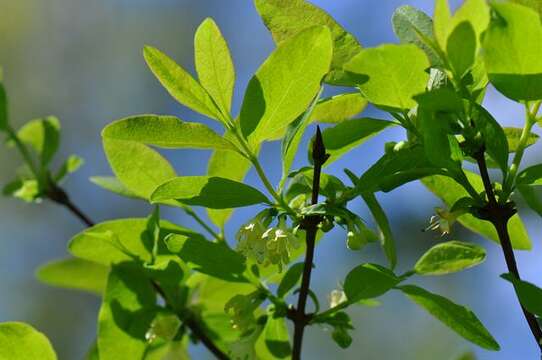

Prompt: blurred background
[{"left": 0, "top": 0, "right": 541, "bottom": 359}]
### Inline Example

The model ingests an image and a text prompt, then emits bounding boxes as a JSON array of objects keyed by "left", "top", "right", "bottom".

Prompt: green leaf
[
  {"left": 361, "top": 193, "right": 397, "bottom": 268},
  {"left": 504, "top": 127, "right": 539, "bottom": 152},
  {"left": 517, "top": 184, "right": 542, "bottom": 217},
  {"left": 254, "top": 0, "right": 362, "bottom": 85},
  {"left": 103, "top": 138, "right": 176, "bottom": 199},
  {"left": 422, "top": 171, "right": 531, "bottom": 250},
  {"left": 414, "top": 241, "right": 486, "bottom": 275},
  {"left": 344, "top": 44, "right": 430, "bottom": 111},
  {"left": 102, "top": 115, "right": 235, "bottom": 150},
  {"left": 165, "top": 233, "right": 246, "bottom": 282},
  {"left": 501, "top": 273, "right": 542, "bottom": 317},
  {"left": 206, "top": 131, "right": 254, "bottom": 227},
  {"left": 471, "top": 104, "right": 509, "bottom": 173},
  {"left": 98, "top": 263, "right": 157, "bottom": 360},
  {"left": 263, "top": 316, "right": 291, "bottom": 358},
  {"left": 69, "top": 218, "right": 193, "bottom": 265},
  {"left": 398, "top": 285, "right": 499, "bottom": 350},
  {"left": 511, "top": 0, "right": 542, "bottom": 17},
  {"left": 433, "top": 0, "right": 452, "bottom": 51},
  {"left": 17, "top": 116, "right": 60, "bottom": 166},
  {"left": 319, "top": 118, "right": 394, "bottom": 166},
  {"left": 151, "top": 176, "right": 269, "bottom": 209},
  {"left": 0, "top": 78, "right": 7, "bottom": 131},
  {"left": 90, "top": 176, "right": 140, "bottom": 199},
  {"left": 517, "top": 163, "right": 542, "bottom": 186},
  {"left": 309, "top": 93, "right": 367, "bottom": 124},
  {"left": 0, "top": 322, "right": 57, "bottom": 360},
  {"left": 54, "top": 155, "right": 84, "bottom": 183},
  {"left": 277, "top": 262, "right": 304, "bottom": 298},
  {"left": 392, "top": 5, "right": 441, "bottom": 65},
  {"left": 413, "top": 88, "right": 463, "bottom": 113},
  {"left": 143, "top": 46, "right": 223, "bottom": 121},
  {"left": 239, "top": 26, "right": 332, "bottom": 143},
  {"left": 446, "top": 21, "right": 476, "bottom": 77},
  {"left": 482, "top": 2, "right": 542, "bottom": 101},
  {"left": 194, "top": 18, "right": 235, "bottom": 117},
  {"left": 343, "top": 263, "right": 399, "bottom": 302},
  {"left": 36, "top": 258, "right": 109, "bottom": 295}
]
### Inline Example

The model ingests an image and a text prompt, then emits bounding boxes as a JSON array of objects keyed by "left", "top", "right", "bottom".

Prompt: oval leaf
[
  {"left": 414, "top": 241, "right": 486, "bottom": 275},
  {"left": 36, "top": 258, "right": 109, "bottom": 295},
  {"left": 344, "top": 263, "right": 399, "bottom": 302},
  {"left": 0, "top": 322, "right": 57, "bottom": 360},
  {"left": 151, "top": 176, "right": 270, "bottom": 209},
  {"left": 398, "top": 285, "right": 500, "bottom": 350},
  {"left": 102, "top": 115, "right": 235, "bottom": 150}
]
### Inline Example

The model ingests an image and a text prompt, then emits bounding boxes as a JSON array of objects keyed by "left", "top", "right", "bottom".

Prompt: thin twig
[
  {"left": 292, "top": 126, "right": 328, "bottom": 360},
  {"left": 474, "top": 150, "right": 542, "bottom": 351}
]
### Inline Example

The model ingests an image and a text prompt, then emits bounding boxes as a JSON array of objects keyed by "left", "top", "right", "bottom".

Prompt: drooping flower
[
  {"left": 329, "top": 289, "right": 347, "bottom": 308},
  {"left": 236, "top": 220, "right": 267, "bottom": 263},
  {"left": 262, "top": 224, "right": 300, "bottom": 272},
  {"left": 424, "top": 207, "right": 459, "bottom": 236}
]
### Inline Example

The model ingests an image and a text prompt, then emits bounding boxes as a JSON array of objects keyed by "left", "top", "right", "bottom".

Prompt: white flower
[
  {"left": 236, "top": 221, "right": 267, "bottom": 263},
  {"left": 329, "top": 289, "right": 347, "bottom": 308},
  {"left": 424, "top": 208, "right": 458, "bottom": 236}
]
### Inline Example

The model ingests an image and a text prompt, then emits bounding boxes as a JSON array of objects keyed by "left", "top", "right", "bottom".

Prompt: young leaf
[
  {"left": 165, "top": 233, "right": 246, "bottom": 282},
  {"left": 362, "top": 193, "right": 397, "bottom": 268},
  {"left": 517, "top": 164, "right": 542, "bottom": 185},
  {"left": 102, "top": 115, "right": 236, "bottom": 150},
  {"left": 433, "top": 0, "right": 452, "bottom": 51},
  {"left": 151, "top": 176, "right": 270, "bottom": 209},
  {"left": 254, "top": 0, "right": 362, "bottom": 85},
  {"left": 446, "top": 21, "right": 476, "bottom": 78},
  {"left": 392, "top": 5, "right": 441, "bottom": 65},
  {"left": 16, "top": 116, "right": 60, "bottom": 166},
  {"left": 206, "top": 131, "right": 254, "bottom": 227},
  {"left": 504, "top": 127, "right": 539, "bottom": 152},
  {"left": 239, "top": 26, "right": 332, "bottom": 143},
  {"left": 90, "top": 176, "right": 140, "bottom": 199},
  {"left": 414, "top": 241, "right": 486, "bottom": 275},
  {"left": 98, "top": 263, "right": 157, "bottom": 360},
  {"left": 69, "top": 218, "right": 193, "bottom": 265},
  {"left": 143, "top": 46, "right": 223, "bottom": 121},
  {"left": 318, "top": 118, "right": 394, "bottom": 166},
  {"left": 343, "top": 263, "right": 399, "bottom": 302},
  {"left": 103, "top": 138, "right": 176, "bottom": 199},
  {"left": 0, "top": 322, "right": 57, "bottom": 360},
  {"left": 471, "top": 104, "right": 509, "bottom": 173},
  {"left": 309, "top": 93, "right": 367, "bottom": 124},
  {"left": 344, "top": 44, "right": 430, "bottom": 111},
  {"left": 422, "top": 172, "right": 531, "bottom": 250},
  {"left": 398, "top": 285, "right": 499, "bottom": 350},
  {"left": 194, "top": 18, "right": 235, "bottom": 117},
  {"left": 501, "top": 273, "right": 542, "bottom": 318},
  {"left": 36, "top": 258, "right": 109, "bottom": 295},
  {"left": 482, "top": 2, "right": 542, "bottom": 101},
  {"left": 277, "top": 262, "right": 304, "bottom": 298},
  {"left": 54, "top": 155, "right": 84, "bottom": 183},
  {"left": 263, "top": 316, "right": 291, "bottom": 358}
]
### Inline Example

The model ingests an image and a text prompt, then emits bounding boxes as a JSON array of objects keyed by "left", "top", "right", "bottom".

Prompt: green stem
[
  {"left": 6, "top": 125, "right": 38, "bottom": 177},
  {"left": 505, "top": 101, "right": 540, "bottom": 195},
  {"left": 181, "top": 205, "right": 221, "bottom": 241}
]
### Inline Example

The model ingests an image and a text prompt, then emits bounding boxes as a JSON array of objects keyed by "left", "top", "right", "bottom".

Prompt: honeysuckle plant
[{"left": 2, "top": 0, "right": 542, "bottom": 359}]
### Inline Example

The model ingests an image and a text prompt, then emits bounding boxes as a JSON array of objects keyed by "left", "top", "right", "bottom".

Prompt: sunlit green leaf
[
  {"left": 309, "top": 93, "right": 367, "bottom": 124},
  {"left": 151, "top": 176, "right": 270, "bottom": 209},
  {"left": 504, "top": 127, "right": 539, "bottom": 152},
  {"left": 16, "top": 116, "right": 60, "bottom": 166},
  {"left": 482, "top": 2, "right": 542, "bottom": 101},
  {"left": 194, "top": 18, "right": 235, "bottom": 117},
  {"left": 54, "top": 155, "right": 84, "bottom": 183},
  {"left": 0, "top": 322, "right": 57, "bottom": 360},
  {"left": 240, "top": 26, "right": 332, "bottom": 143},
  {"left": 447, "top": 21, "right": 476, "bottom": 78},
  {"left": 254, "top": 0, "right": 362, "bottom": 85},
  {"left": 362, "top": 193, "right": 396, "bottom": 268},
  {"left": 36, "top": 258, "right": 109, "bottom": 295},
  {"left": 263, "top": 316, "right": 291, "bottom": 358},
  {"left": 98, "top": 263, "right": 157, "bottom": 360},
  {"left": 143, "top": 46, "right": 223, "bottom": 121},
  {"left": 398, "top": 285, "right": 499, "bottom": 350},
  {"left": 344, "top": 44, "right": 429, "bottom": 111},
  {"left": 414, "top": 241, "right": 486, "bottom": 275},
  {"left": 102, "top": 115, "right": 236, "bottom": 150},
  {"left": 90, "top": 176, "right": 140, "bottom": 199},
  {"left": 517, "top": 164, "right": 542, "bottom": 185},
  {"left": 103, "top": 138, "right": 176, "bottom": 199}
]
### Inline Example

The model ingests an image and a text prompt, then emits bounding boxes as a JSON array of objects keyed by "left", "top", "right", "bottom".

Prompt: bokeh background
[{"left": 1, "top": 0, "right": 541, "bottom": 359}]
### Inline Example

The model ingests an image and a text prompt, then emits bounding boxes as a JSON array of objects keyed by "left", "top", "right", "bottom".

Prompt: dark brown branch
[
  {"left": 55, "top": 185, "right": 230, "bottom": 359},
  {"left": 292, "top": 126, "right": 328, "bottom": 360},
  {"left": 474, "top": 150, "right": 542, "bottom": 351}
]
